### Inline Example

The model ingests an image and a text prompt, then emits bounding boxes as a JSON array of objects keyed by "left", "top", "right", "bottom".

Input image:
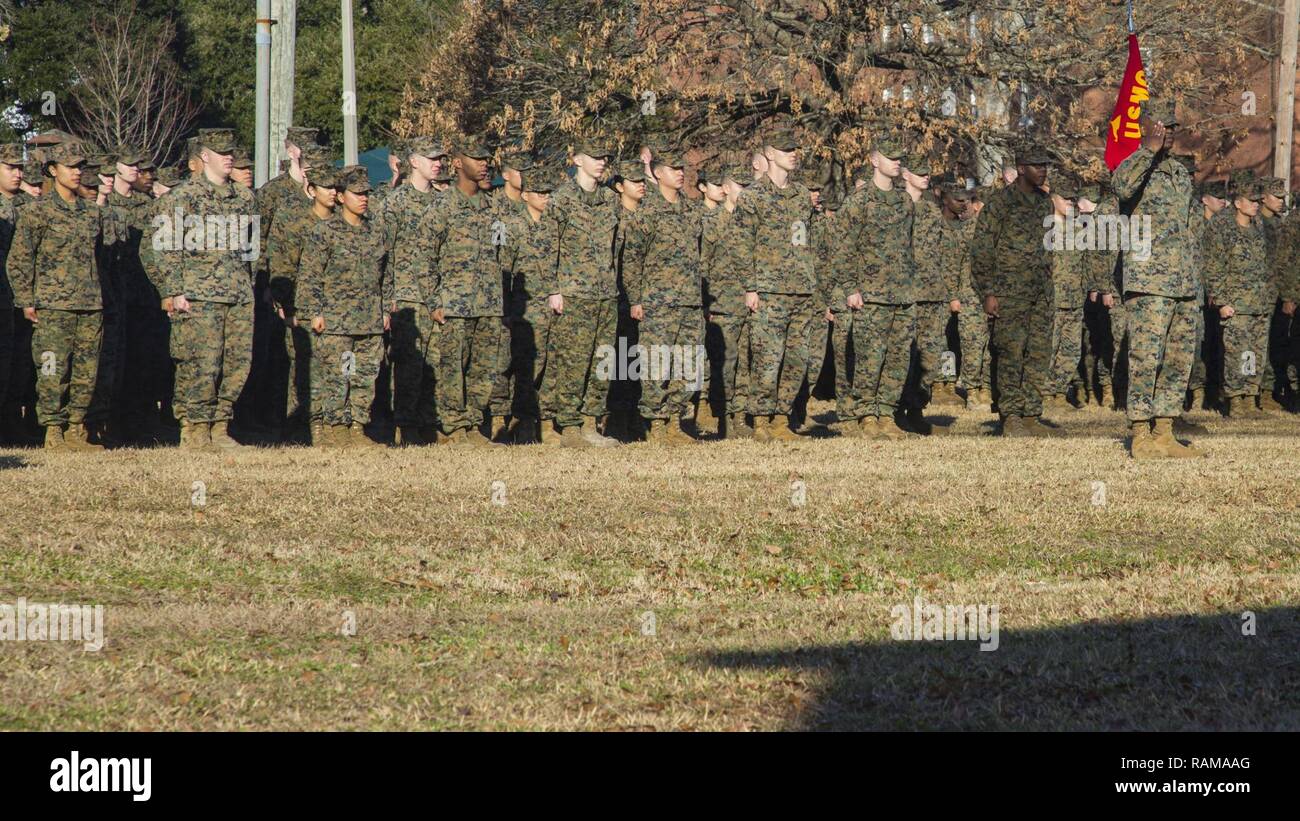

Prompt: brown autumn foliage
[{"left": 397, "top": 1, "right": 1277, "bottom": 198}]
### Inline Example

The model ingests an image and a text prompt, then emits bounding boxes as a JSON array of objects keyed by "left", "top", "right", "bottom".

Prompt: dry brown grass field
[{"left": 2, "top": 400, "right": 1299, "bottom": 731}]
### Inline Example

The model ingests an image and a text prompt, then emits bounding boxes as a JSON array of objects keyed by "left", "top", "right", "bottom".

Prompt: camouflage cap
[
  {"left": 696, "top": 161, "right": 725, "bottom": 187},
  {"left": 231, "top": 147, "right": 254, "bottom": 169},
  {"left": 1143, "top": 99, "right": 1179, "bottom": 126},
  {"left": 456, "top": 138, "right": 493, "bottom": 160},
  {"left": 300, "top": 146, "right": 336, "bottom": 171},
  {"left": 339, "top": 164, "right": 371, "bottom": 193},
  {"left": 1198, "top": 179, "right": 1229, "bottom": 200},
  {"left": 432, "top": 166, "right": 455, "bottom": 183},
  {"left": 1076, "top": 182, "right": 1103, "bottom": 202},
  {"left": 522, "top": 165, "right": 565, "bottom": 193},
  {"left": 572, "top": 138, "right": 613, "bottom": 159},
  {"left": 156, "top": 165, "right": 185, "bottom": 187},
  {"left": 114, "top": 142, "right": 145, "bottom": 166},
  {"left": 45, "top": 140, "right": 88, "bottom": 167},
  {"left": 764, "top": 127, "right": 800, "bottom": 152},
  {"left": 1229, "top": 169, "right": 1257, "bottom": 197},
  {"left": 652, "top": 148, "right": 686, "bottom": 169},
  {"left": 1014, "top": 142, "right": 1055, "bottom": 166},
  {"left": 872, "top": 134, "right": 906, "bottom": 160},
  {"left": 407, "top": 136, "right": 447, "bottom": 159},
  {"left": 24, "top": 158, "right": 42, "bottom": 180},
  {"left": 934, "top": 172, "right": 976, "bottom": 199},
  {"left": 903, "top": 154, "right": 937, "bottom": 175},
  {"left": 0, "top": 143, "right": 24, "bottom": 166},
  {"left": 137, "top": 155, "right": 157, "bottom": 171},
  {"left": 1050, "top": 177, "right": 1078, "bottom": 199},
  {"left": 285, "top": 127, "right": 320, "bottom": 148},
  {"left": 307, "top": 165, "right": 340, "bottom": 189},
  {"left": 79, "top": 160, "right": 99, "bottom": 180},
  {"left": 197, "top": 128, "right": 237, "bottom": 154},
  {"left": 186, "top": 136, "right": 202, "bottom": 160},
  {"left": 90, "top": 154, "right": 116, "bottom": 175},
  {"left": 615, "top": 159, "right": 646, "bottom": 183},
  {"left": 500, "top": 147, "right": 534, "bottom": 171},
  {"left": 1261, "top": 176, "right": 1288, "bottom": 198},
  {"left": 720, "top": 164, "right": 750, "bottom": 185}
]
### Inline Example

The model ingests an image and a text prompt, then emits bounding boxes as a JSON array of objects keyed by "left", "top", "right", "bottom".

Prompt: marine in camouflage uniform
[
  {"left": 1255, "top": 176, "right": 1292, "bottom": 410},
  {"left": 737, "top": 128, "right": 818, "bottom": 442},
  {"left": 485, "top": 148, "right": 534, "bottom": 435},
  {"left": 137, "top": 166, "right": 186, "bottom": 428},
  {"left": 160, "top": 129, "right": 257, "bottom": 450},
  {"left": 1187, "top": 180, "right": 1230, "bottom": 409},
  {"left": 1042, "top": 178, "right": 1089, "bottom": 409},
  {"left": 81, "top": 152, "right": 124, "bottom": 441},
  {"left": 104, "top": 143, "right": 167, "bottom": 442},
  {"left": 298, "top": 166, "right": 392, "bottom": 448},
  {"left": 384, "top": 137, "right": 446, "bottom": 445},
  {"left": 953, "top": 187, "right": 990, "bottom": 410},
  {"left": 1109, "top": 100, "right": 1203, "bottom": 457},
  {"left": 700, "top": 163, "right": 753, "bottom": 439},
  {"left": 498, "top": 165, "right": 563, "bottom": 442},
  {"left": 608, "top": 160, "right": 649, "bottom": 441},
  {"left": 0, "top": 144, "right": 25, "bottom": 443},
  {"left": 407, "top": 140, "right": 507, "bottom": 446},
  {"left": 801, "top": 165, "right": 835, "bottom": 423},
  {"left": 1203, "top": 179, "right": 1272, "bottom": 418},
  {"left": 267, "top": 163, "right": 340, "bottom": 441},
  {"left": 8, "top": 141, "right": 107, "bottom": 450},
  {"left": 902, "top": 157, "right": 965, "bottom": 425},
  {"left": 544, "top": 139, "right": 621, "bottom": 445},
  {"left": 1079, "top": 184, "right": 1125, "bottom": 409},
  {"left": 622, "top": 149, "right": 704, "bottom": 444},
  {"left": 970, "top": 143, "right": 1058, "bottom": 437},
  {"left": 834, "top": 135, "right": 916, "bottom": 439}
]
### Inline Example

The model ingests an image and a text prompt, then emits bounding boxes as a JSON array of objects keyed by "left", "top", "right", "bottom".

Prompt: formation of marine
[{"left": 2, "top": 101, "right": 1295, "bottom": 459}]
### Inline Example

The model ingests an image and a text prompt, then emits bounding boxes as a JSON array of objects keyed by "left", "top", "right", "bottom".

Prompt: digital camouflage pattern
[
  {"left": 1204, "top": 213, "right": 1271, "bottom": 399},
  {"left": 971, "top": 184, "right": 1054, "bottom": 417},
  {"left": 159, "top": 176, "right": 256, "bottom": 303}
]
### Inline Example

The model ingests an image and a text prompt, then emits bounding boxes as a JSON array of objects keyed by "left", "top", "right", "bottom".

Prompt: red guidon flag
[{"left": 1105, "top": 33, "right": 1148, "bottom": 170}]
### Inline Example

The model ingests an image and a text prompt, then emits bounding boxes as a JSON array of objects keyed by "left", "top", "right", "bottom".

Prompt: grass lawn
[{"left": 2, "top": 401, "right": 1299, "bottom": 730}]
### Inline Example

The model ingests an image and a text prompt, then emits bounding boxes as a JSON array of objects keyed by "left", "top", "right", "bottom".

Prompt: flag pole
[{"left": 1127, "top": 0, "right": 1135, "bottom": 34}]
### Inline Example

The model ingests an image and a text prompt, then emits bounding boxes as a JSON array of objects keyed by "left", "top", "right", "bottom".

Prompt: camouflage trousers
[
  {"left": 1261, "top": 302, "right": 1296, "bottom": 394},
  {"left": 705, "top": 309, "right": 751, "bottom": 416},
  {"left": 955, "top": 304, "right": 989, "bottom": 392},
  {"left": 1044, "top": 306, "right": 1084, "bottom": 396},
  {"left": 171, "top": 300, "right": 253, "bottom": 424},
  {"left": 434, "top": 315, "right": 508, "bottom": 433},
  {"left": 312, "top": 333, "right": 383, "bottom": 425},
  {"left": 903, "top": 301, "right": 953, "bottom": 408},
  {"left": 831, "top": 310, "right": 856, "bottom": 420},
  {"left": 749, "top": 293, "right": 815, "bottom": 417},
  {"left": 637, "top": 305, "right": 704, "bottom": 421},
  {"left": 1220, "top": 311, "right": 1269, "bottom": 399},
  {"left": 280, "top": 319, "right": 312, "bottom": 421},
  {"left": 606, "top": 303, "right": 640, "bottom": 421},
  {"left": 510, "top": 299, "right": 554, "bottom": 420},
  {"left": 32, "top": 308, "right": 102, "bottom": 426},
  {"left": 488, "top": 319, "right": 514, "bottom": 419},
  {"left": 805, "top": 314, "right": 831, "bottom": 391},
  {"left": 989, "top": 295, "right": 1050, "bottom": 417},
  {"left": 1124, "top": 294, "right": 1197, "bottom": 422},
  {"left": 539, "top": 296, "right": 616, "bottom": 429},
  {"left": 846, "top": 303, "right": 914, "bottom": 419},
  {"left": 390, "top": 301, "right": 437, "bottom": 427},
  {"left": 86, "top": 303, "right": 123, "bottom": 423},
  {"left": 1081, "top": 299, "right": 1116, "bottom": 393}
]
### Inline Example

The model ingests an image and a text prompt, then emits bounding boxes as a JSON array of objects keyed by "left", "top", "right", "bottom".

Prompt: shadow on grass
[
  {"left": 703, "top": 606, "right": 1300, "bottom": 730},
  {"left": 0, "top": 455, "right": 27, "bottom": 469}
]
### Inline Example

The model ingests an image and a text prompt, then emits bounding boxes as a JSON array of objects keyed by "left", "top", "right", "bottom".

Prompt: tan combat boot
[
  {"left": 727, "top": 413, "right": 754, "bottom": 440},
  {"left": 931, "top": 383, "right": 962, "bottom": 407},
  {"left": 1188, "top": 388, "right": 1205, "bottom": 410},
  {"left": 210, "top": 421, "right": 242, "bottom": 450},
  {"left": 1129, "top": 420, "right": 1164, "bottom": 459},
  {"left": 1021, "top": 416, "right": 1061, "bottom": 438},
  {"left": 1152, "top": 417, "right": 1203, "bottom": 458},
  {"left": 323, "top": 424, "right": 349, "bottom": 448},
  {"left": 183, "top": 421, "right": 213, "bottom": 451},
  {"left": 63, "top": 422, "right": 105, "bottom": 452},
  {"left": 769, "top": 414, "right": 800, "bottom": 442},
  {"left": 695, "top": 401, "right": 718, "bottom": 435},
  {"left": 443, "top": 428, "right": 470, "bottom": 447},
  {"left": 1096, "top": 384, "right": 1111, "bottom": 409},
  {"left": 1000, "top": 416, "right": 1025, "bottom": 437},
  {"left": 875, "top": 415, "right": 909, "bottom": 441},
  {"left": 966, "top": 388, "right": 992, "bottom": 413},
  {"left": 561, "top": 423, "right": 593, "bottom": 448},
  {"left": 310, "top": 420, "right": 327, "bottom": 447},
  {"left": 464, "top": 427, "right": 496, "bottom": 447},
  {"left": 1259, "top": 393, "right": 1285, "bottom": 413},
  {"left": 489, "top": 416, "right": 510, "bottom": 442},
  {"left": 43, "top": 425, "right": 66, "bottom": 450},
  {"left": 349, "top": 424, "right": 384, "bottom": 449},
  {"left": 581, "top": 416, "right": 619, "bottom": 447},
  {"left": 752, "top": 415, "right": 773, "bottom": 443},
  {"left": 665, "top": 416, "right": 695, "bottom": 445}
]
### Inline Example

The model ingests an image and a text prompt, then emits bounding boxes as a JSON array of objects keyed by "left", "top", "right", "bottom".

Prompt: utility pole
[
  {"left": 269, "top": 0, "right": 298, "bottom": 177},
  {"left": 341, "top": 0, "right": 359, "bottom": 166},
  {"left": 1276, "top": 0, "right": 1299, "bottom": 192},
  {"left": 255, "top": 0, "right": 272, "bottom": 187}
]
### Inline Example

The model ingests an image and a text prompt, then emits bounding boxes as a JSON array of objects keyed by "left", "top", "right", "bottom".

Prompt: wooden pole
[
  {"left": 341, "top": 0, "right": 358, "bottom": 166},
  {"left": 1275, "top": 0, "right": 1298, "bottom": 192}
]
